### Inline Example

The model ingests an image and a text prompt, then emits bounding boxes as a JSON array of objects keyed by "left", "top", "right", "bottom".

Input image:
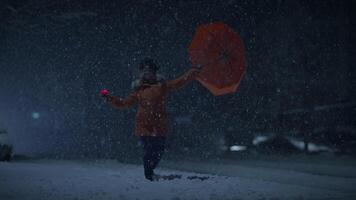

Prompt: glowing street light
[{"left": 31, "top": 112, "right": 40, "bottom": 119}]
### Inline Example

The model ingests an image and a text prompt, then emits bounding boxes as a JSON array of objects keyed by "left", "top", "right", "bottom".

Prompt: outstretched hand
[
  {"left": 100, "top": 89, "right": 109, "bottom": 97},
  {"left": 100, "top": 89, "right": 113, "bottom": 103}
]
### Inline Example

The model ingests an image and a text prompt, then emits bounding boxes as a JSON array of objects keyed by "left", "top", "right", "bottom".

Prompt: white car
[{"left": 0, "top": 129, "right": 12, "bottom": 161}]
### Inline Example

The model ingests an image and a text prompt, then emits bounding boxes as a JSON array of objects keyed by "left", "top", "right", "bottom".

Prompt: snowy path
[
  {"left": 161, "top": 159, "right": 356, "bottom": 194},
  {"left": 0, "top": 159, "right": 355, "bottom": 200}
]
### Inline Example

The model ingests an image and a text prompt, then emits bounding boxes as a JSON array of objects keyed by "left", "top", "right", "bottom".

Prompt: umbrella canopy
[{"left": 189, "top": 22, "right": 247, "bottom": 96}]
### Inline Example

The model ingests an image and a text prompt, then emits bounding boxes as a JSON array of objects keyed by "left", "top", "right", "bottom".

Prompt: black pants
[{"left": 140, "top": 136, "right": 166, "bottom": 179}]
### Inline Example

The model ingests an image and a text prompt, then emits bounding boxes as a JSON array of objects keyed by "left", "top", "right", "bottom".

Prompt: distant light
[
  {"left": 32, "top": 112, "right": 40, "bottom": 119},
  {"left": 230, "top": 145, "right": 247, "bottom": 151},
  {"left": 289, "top": 138, "right": 334, "bottom": 152},
  {"left": 253, "top": 136, "right": 269, "bottom": 145},
  {"left": 289, "top": 139, "right": 305, "bottom": 150}
]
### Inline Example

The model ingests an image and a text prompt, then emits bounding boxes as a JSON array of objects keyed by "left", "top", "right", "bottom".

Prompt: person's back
[{"left": 134, "top": 82, "right": 169, "bottom": 136}]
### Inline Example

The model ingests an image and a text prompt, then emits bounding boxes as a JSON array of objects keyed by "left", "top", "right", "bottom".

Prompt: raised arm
[
  {"left": 105, "top": 92, "right": 138, "bottom": 109},
  {"left": 166, "top": 68, "right": 200, "bottom": 92}
]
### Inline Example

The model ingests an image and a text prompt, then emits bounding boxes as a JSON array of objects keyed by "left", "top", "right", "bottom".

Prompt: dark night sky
[{"left": 0, "top": 0, "right": 355, "bottom": 157}]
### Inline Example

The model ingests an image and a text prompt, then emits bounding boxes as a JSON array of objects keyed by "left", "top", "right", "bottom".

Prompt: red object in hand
[{"left": 100, "top": 89, "right": 109, "bottom": 96}]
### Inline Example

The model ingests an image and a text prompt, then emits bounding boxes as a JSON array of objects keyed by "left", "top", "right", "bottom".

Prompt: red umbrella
[{"left": 189, "top": 22, "right": 247, "bottom": 96}]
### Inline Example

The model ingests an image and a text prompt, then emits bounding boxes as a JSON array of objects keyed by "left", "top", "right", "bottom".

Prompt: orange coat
[{"left": 107, "top": 69, "right": 198, "bottom": 137}]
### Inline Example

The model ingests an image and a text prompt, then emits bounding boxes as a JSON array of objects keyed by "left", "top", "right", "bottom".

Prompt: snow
[{"left": 1, "top": 159, "right": 355, "bottom": 200}]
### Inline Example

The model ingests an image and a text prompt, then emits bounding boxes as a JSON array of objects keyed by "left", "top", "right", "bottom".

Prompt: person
[{"left": 101, "top": 58, "right": 200, "bottom": 181}]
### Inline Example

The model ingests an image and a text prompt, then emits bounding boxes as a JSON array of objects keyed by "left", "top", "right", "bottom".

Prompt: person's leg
[
  {"left": 151, "top": 136, "right": 166, "bottom": 170},
  {"left": 140, "top": 136, "right": 166, "bottom": 181},
  {"left": 141, "top": 136, "right": 155, "bottom": 180}
]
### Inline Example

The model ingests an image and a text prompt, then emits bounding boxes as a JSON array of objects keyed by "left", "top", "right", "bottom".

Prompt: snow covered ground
[{"left": 0, "top": 158, "right": 355, "bottom": 200}]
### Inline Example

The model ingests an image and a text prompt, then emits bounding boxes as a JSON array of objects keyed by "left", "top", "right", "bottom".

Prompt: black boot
[{"left": 144, "top": 168, "right": 154, "bottom": 181}]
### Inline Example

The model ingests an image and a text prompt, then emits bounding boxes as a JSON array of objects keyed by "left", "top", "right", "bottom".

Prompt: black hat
[{"left": 139, "top": 58, "right": 159, "bottom": 72}]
